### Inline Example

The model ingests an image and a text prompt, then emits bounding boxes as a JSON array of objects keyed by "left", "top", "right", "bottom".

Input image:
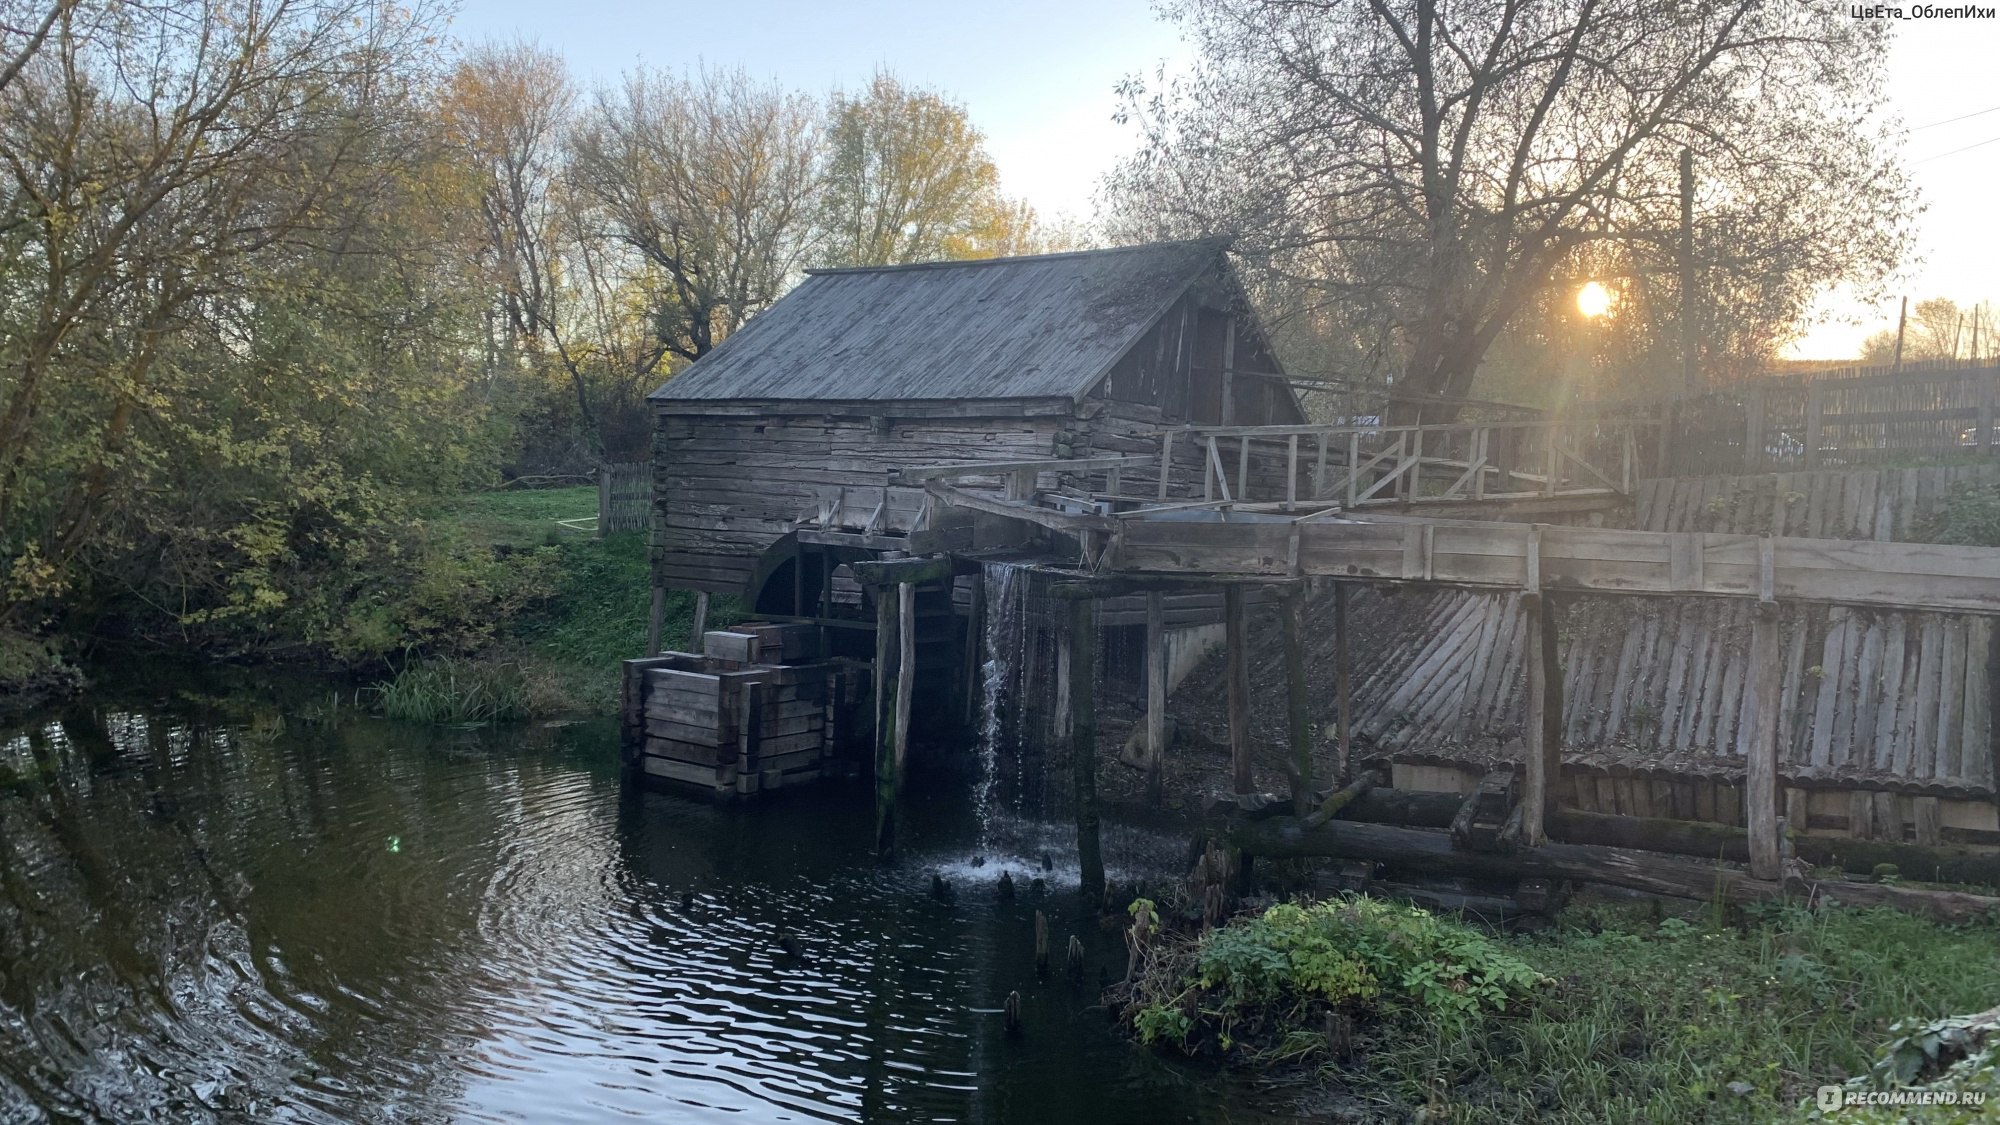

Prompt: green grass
[
  {"left": 443, "top": 484, "right": 600, "bottom": 549},
  {"left": 371, "top": 486, "right": 740, "bottom": 722},
  {"left": 1123, "top": 896, "right": 2000, "bottom": 1122},
  {"left": 374, "top": 657, "right": 534, "bottom": 723}
]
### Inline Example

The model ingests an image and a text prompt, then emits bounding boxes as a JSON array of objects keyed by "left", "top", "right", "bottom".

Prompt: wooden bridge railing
[{"left": 1156, "top": 417, "right": 1656, "bottom": 511}]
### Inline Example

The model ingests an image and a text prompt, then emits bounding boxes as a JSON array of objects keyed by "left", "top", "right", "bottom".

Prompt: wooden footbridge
[{"left": 854, "top": 415, "right": 2000, "bottom": 894}]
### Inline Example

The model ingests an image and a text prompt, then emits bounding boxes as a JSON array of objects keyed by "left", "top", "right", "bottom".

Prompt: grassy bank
[
  {"left": 1114, "top": 893, "right": 2000, "bottom": 1122},
  {"left": 368, "top": 486, "right": 737, "bottom": 722}
]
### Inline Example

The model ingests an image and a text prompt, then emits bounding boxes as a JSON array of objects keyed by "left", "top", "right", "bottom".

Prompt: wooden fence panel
[
  {"left": 598, "top": 461, "right": 652, "bottom": 535},
  {"left": 1640, "top": 364, "right": 2000, "bottom": 476}
]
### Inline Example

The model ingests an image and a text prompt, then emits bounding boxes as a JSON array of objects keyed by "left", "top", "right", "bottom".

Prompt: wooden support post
[
  {"left": 646, "top": 584, "right": 665, "bottom": 655},
  {"left": 1286, "top": 434, "right": 1299, "bottom": 511},
  {"left": 1346, "top": 432, "right": 1360, "bottom": 508},
  {"left": 1333, "top": 582, "right": 1353, "bottom": 785},
  {"left": 897, "top": 582, "right": 915, "bottom": 766},
  {"left": 1522, "top": 591, "right": 1563, "bottom": 846},
  {"left": 1069, "top": 597, "right": 1105, "bottom": 898},
  {"left": 1282, "top": 584, "right": 1313, "bottom": 816},
  {"left": 1746, "top": 601, "right": 1784, "bottom": 880},
  {"left": 1145, "top": 592, "right": 1168, "bottom": 805},
  {"left": 688, "top": 591, "right": 710, "bottom": 651},
  {"left": 962, "top": 572, "right": 985, "bottom": 727},
  {"left": 1158, "top": 431, "right": 1174, "bottom": 501},
  {"left": 873, "top": 586, "right": 901, "bottom": 857},
  {"left": 1225, "top": 583, "right": 1252, "bottom": 794}
]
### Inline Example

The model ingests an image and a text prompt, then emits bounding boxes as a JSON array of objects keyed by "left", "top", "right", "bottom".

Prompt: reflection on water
[{"left": 0, "top": 675, "right": 1254, "bottom": 1123}]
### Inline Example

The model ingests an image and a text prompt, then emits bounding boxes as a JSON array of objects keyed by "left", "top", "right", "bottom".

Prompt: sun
[{"left": 1576, "top": 281, "right": 1614, "bottom": 319}]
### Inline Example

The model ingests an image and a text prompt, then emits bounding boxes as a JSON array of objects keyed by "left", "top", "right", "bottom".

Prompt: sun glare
[{"left": 1576, "top": 281, "right": 1614, "bottom": 319}]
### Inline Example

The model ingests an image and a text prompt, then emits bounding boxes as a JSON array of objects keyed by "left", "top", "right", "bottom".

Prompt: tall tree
[
  {"left": 568, "top": 66, "right": 821, "bottom": 363},
  {"left": 1862, "top": 298, "right": 1997, "bottom": 365},
  {"left": 818, "top": 72, "right": 1036, "bottom": 266},
  {"left": 0, "top": 0, "right": 465, "bottom": 624},
  {"left": 1107, "top": 0, "right": 1915, "bottom": 415}
]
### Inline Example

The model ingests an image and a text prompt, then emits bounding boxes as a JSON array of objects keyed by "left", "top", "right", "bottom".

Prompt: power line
[
  {"left": 1914, "top": 133, "right": 2000, "bottom": 163},
  {"left": 1910, "top": 104, "right": 2000, "bottom": 131}
]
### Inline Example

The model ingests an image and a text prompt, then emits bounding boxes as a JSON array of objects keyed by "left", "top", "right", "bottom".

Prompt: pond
[{"left": 0, "top": 672, "right": 1273, "bottom": 1123}]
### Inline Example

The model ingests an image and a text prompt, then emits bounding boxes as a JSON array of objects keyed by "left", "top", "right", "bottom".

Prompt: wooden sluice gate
[{"left": 621, "top": 623, "right": 870, "bottom": 799}]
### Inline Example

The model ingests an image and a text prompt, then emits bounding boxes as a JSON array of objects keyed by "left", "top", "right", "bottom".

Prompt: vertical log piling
[
  {"left": 1068, "top": 597, "right": 1105, "bottom": 898},
  {"left": 1224, "top": 583, "right": 1251, "bottom": 794},
  {"left": 1145, "top": 591, "right": 1168, "bottom": 805},
  {"left": 1282, "top": 583, "right": 1313, "bottom": 815}
]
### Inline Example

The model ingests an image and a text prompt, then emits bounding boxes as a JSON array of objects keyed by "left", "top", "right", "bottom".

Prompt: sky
[{"left": 449, "top": 0, "right": 1999, "bottom": 363}]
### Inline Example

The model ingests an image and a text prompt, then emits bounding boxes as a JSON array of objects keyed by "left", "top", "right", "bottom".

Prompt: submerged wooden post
[
  {"left": 1747, "top": 539, "right": 1784, "bottom": 880},
  {"left": 1521, "top": 554, "right": 1564, "bottom": 845},
  {"left": 1333, "top": 582, "right": 1353, "bottom": 785},
  {"left": 1224, "top": 584, "right": 1252, "bottom": 794},
  {"left": 1145, "top": 591, "right": 1167, "bottom": 805},
  {"left": 1282, "top": 584, "right": 1313, "bottom": 816},
  {"left": 1068, "top": 597, "right": 1106, "bottom": 898}
]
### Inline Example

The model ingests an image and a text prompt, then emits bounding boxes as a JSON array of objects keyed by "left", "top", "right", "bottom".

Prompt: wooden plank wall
[
  {"left": 1345, "top": 466, "right": 2000, "bottom": 797},
  {"left": 652, "top": 410, "right": 1063, "bottom": 592}
]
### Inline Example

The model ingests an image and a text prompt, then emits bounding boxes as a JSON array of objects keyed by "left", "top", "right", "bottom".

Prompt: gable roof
[{"left": 649, "top": 239, "right": 1228, "bottom": 405}]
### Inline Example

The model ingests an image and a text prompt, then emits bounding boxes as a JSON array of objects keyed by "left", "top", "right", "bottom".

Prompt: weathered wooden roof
[{"left": 649, "top": 240, "right": 1226, "bottom": 406}]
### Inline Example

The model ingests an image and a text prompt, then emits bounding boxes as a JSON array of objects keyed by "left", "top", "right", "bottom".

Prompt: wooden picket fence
[
  {"left": 597, "top": 461, "right": 651, "bottom": 535},
  {"left": 1638, "top": 363, "right": 2000, "bottom": 477}
]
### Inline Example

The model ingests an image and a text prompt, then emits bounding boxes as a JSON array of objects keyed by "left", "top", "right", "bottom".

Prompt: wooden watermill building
[
  {"left": 630, "top": 240, "right": 1301, "bottom": 794},
  {"left": 646, "top": 238, "right": 1299, "bottom": 599}
]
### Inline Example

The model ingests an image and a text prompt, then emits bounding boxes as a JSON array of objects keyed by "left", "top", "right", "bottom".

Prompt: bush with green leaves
[{"left": 1125, "top": 895, "right": 1548, "bottom": 1060}]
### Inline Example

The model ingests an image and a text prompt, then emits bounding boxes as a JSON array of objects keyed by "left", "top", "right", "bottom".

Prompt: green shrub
[
  {"left": 1922, "top": 482, "right": 2000, "bottom": 548},
  {"left": 1125, "top": 896, "right": 1549, "bottom": 1061}
]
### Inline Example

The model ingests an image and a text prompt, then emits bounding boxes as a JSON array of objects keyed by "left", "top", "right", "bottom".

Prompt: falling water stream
[{"left": 0, "top": 663, "right": 1275, "bottom": 1123}]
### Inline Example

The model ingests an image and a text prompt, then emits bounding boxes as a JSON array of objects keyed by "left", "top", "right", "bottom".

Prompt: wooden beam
[
  {"left": 1230, "top": 786, "right": 2000, "bottom": 886},
  {"left": 688, "top": 592, "right": 710, "bottom": 651},
  {"left": 1225, "top": 583, "right": 1252, "bottom": 795},
  {"left": 1333, "top": 582, "right": 1353, "bottom": 785},
  {"left": 1110, "top": 516, "right": 2000, "bottom": 615},
  {"left": 1746, "top": 602, "right": 1784, "bottom": 879},
  {"left": 1069, "top": 597, "right": 1105, "bottom": 898},
  {"left": 894, "top": 455, "right": 1153, "bottom": 484},
  {"left": 896, "top": 581, "right": 915, "bottom": 781},
  {"left": 646, "top": 584, "right": 666, "bottom": 656},
  {"left": 924, "top": 480, "right": 1115, "bottom": 533},
  {"left": 1145, "top": 592, "right": 1167, "bottom": 805},
  {"left": 1226, "top": 817, "right": 2000, "bottom": 924},
  {"left": 849, "top": 554, "right": 956, "bottom": 585},
  {"left": 1522, "top": 593, "right": 1563, "bottom": 845},
  {"left": 873, "top": 586, "right": 902, "bottom": 858},
  {"left": 1282, "top": 584, "right": 1313, "bottom": 815}
]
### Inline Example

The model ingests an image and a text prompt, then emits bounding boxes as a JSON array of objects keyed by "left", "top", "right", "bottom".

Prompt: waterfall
[{"left": 974, "top": 561, "right": 1028, "bottom": 842}]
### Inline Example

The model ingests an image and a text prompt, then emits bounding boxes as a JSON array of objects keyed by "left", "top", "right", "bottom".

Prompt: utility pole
[{"left": 1678, "top": 148, "right": 1699, "bottom": 396}]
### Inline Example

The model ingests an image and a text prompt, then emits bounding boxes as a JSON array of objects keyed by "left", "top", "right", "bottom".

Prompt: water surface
[{"left": 0, "top": 674, "right": 1261, "bottom": 1123}]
